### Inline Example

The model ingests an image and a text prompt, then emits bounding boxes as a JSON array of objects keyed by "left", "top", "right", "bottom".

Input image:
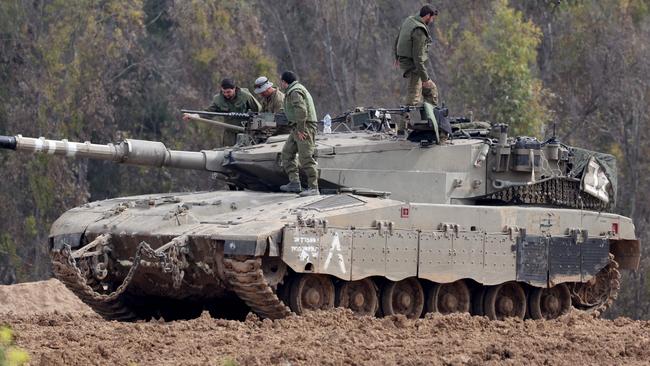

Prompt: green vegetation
[
  {"left": 0, "top": 235, "right": 22, "bottom": 281},
  {"left": 0, "top": 327, "right": 29, "bottom": 366},
  {"left": 449, "top": 0, "right": 549, "bottom": 136},
  {"left": 221, "top": 357, "right": 239, "bottom": 366}
]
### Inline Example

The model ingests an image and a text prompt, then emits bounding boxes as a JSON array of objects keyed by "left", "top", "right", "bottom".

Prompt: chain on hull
[
  {"left": 223, "top": 257, "right": 292, "bottom": 319},
  {"left": 50, "top": 244, "right": 155, "bottom": 321},
  {"left": 481, "top": 178, "right": 611, "bottom": 211}
]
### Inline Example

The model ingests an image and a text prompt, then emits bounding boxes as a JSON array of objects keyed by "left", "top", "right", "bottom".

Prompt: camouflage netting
[{"left": 568, "top": 147, "right": 618, "bottom": 205}]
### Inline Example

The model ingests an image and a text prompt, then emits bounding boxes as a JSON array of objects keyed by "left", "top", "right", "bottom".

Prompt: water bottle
[{"left": 323, "top": 114, "right": 332, "bottom": 134}]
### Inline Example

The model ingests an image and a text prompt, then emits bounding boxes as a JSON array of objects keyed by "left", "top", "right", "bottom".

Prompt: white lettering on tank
[
  {"left": 293, "top": 236, "right": 318, "bottom": 244},
  {"left": 291, "top": 245, "right": 319, "bottom": 263}
]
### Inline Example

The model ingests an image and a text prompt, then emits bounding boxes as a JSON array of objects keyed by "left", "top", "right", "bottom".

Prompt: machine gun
[
  {"left": 332, "top": 104, "right": 453, "bottom": 144},
  {"left": 330, "top": 105, "right": 415, "bottom": 132},
  {"left": 181, "top": 109, "right": 290, "bottom": 145}
]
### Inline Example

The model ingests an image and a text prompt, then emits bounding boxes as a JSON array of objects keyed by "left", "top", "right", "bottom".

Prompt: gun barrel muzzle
[{"left": 0, "top": 135, "right": 17, "bottom": 150}]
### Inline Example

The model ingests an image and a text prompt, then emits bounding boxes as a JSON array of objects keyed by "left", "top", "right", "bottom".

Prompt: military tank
[{"left": 0, "top": 104, "right": 640, "bottom": 321}]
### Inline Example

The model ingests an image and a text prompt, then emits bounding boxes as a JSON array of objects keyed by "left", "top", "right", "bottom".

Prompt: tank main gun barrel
[
  {"left": 0, "top": 135, "right": 17, "bottom": 150},
  {"left": 0, "top": 135, "right": 225, "bottom": 171}
]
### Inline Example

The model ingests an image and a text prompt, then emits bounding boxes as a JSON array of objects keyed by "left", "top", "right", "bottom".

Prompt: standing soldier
[
  {"left": 278, "top": 71, "right": 319, "bottom": 196},
  {"left": 394, "top": 5, "right": 439, "bottom": 108},
  {"left": 254, "top": 76, "right": 290, "bottom": 135},
  {"left": 183, "top": 78, "right": 260, "bottom": 146}
]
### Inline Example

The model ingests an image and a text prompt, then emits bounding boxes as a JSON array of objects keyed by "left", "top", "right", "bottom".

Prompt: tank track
[
  {"left": 481, "top": 178, "right": 611, "bottom": 211},
  {"left": 50, "top": 244, "right": 153, "bottom": 321},
  {"left": 223, "top": 257, "right": 292, "bottom": 319},
  {"left": 569, "top": 255, "right": 621, "bottom": 317}
]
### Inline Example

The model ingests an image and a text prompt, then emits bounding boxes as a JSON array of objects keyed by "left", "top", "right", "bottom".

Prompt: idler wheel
[
  {"left": 528, "top": 283, "right": 572, "bottom": 320},
  {"left": 289, "top": 274, "right": 335, "bottom": 314},
  {"left": 381, "top": 278, "right": 424, "bottom": 319},
  {"left": 426, "top": 280, "right": 471, "bottom": 315},
  {"left": 336, "top": 278, "right": 379, "bottom": 316},
  {"left": 484, "top": 282, "right": 526, "bottom": 320}
]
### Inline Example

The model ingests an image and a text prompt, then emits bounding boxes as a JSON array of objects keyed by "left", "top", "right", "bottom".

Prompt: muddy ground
[{"left": 1, "top": 280, "right": 650, "bottom": 366}]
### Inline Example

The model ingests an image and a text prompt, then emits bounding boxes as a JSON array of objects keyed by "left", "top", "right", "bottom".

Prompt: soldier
[
  {"left": 183, "top": 78, "right": 261, "bottom": 146},
  {"left": 278, "top": 71, "right": 319, "bottom": 196},
  {"left": 254, "top": 76, "right": 290, "bottom": 135},
  {"left": 394, "top": 5, "right": 439, "bottom": 107},
  {"left": 254, "top": 76, "right": 284, "bottom": 114}
]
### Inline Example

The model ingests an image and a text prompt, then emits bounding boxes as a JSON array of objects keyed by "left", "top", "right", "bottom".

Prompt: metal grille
[
  {"left": 300, "top": 194, "right": 365, "bottom": 211},
  {"left": 582, "top": 238, "right": 610, "bottom": 280}
]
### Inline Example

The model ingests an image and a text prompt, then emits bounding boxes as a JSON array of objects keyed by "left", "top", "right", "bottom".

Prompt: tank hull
[{"left": 49, "top": 191, "right": 639, "bottom": 321}]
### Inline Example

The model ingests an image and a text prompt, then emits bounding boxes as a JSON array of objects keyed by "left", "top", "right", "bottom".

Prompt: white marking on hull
[{"left": 324, "top": 232, "right": 346, "bottom": 274}]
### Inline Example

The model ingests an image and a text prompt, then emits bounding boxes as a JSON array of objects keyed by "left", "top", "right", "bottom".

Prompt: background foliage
[{"left": 0, "top": 0, "right": 648, "bottom": 319}]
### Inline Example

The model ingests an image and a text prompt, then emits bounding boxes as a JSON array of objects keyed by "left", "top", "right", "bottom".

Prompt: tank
[{"left": 0, "top": 104, "right": 641, "bottom": 321}]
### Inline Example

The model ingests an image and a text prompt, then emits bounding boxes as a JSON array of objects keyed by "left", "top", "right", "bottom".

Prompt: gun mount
[{"left": 181, "top": 109, "right": 290, "bottom": 145}]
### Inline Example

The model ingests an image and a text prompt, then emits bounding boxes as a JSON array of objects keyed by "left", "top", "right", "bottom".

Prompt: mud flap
[{"left": 223, "top": 240, "right": 258, "bottom": 256}]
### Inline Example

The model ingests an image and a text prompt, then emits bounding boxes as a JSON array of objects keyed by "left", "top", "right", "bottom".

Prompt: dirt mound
[
  {"left": 0, "top": 279, "right": 92, "bottom": 316},
  {"left": 2, "top": 281, "right": 650, "bottom": 365},
  {"left": 2, "top": 308, "right": 649, "bottom": 365}
]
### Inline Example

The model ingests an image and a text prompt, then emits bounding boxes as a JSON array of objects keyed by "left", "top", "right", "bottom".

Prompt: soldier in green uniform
[
  {"left": 278, "top": 71, "right": 319, "bottom": 196},
  {"left": 254, "top": 76, "right": 290, "bottom": 135},
  {"left": 183, "top": 78, "right": 260, "bottom": 146},
  {"left": 394, "top": 5, "right": 439, "bottom": 108},
  {"left": 254, "top": 76, "right": 285, "bottom": 114}
]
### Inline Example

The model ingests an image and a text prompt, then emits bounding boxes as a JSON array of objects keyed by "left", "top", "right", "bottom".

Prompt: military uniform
[
  {"left": 281, "top": 81, "right": 318, "bottom": 190},
  {"left": 260, "top": 89, "right": 285, "bottom": 114},
  {"left": 260, "top": 89, "right": 290, "bottom": 135},
  {"left": 205, "top": 87, "right": 261, "bottom": 146},
  {"left": 394, "top": 15, "right": 438, "bottom": 106}
]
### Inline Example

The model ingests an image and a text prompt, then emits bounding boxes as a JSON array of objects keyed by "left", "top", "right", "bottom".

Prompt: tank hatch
[{"left": 299, "top": 194, "right": 366, "bottom": 212}]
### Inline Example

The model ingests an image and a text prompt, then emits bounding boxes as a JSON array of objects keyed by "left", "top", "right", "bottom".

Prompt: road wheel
[
  {"left": 289, "top": 274, "right": 335, "bottom": 315},
  {"left": 484, "top": 282, "right": 526, "bottom": 320},
  {"left": 381, "top": 278, "right": 424, "bottom": 319},
  {"left": 337, "top": 278, "right": 379, "bottom": 316},
  {"left": 426, "top": 280, "right": 471, "bottom": 315},
  {"left": 529, "top": 283, "right": 571, "bottom": 320}
]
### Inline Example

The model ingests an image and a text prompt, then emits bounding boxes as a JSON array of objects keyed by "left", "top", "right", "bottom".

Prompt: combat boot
[
  {"left": 299, "top": 188, "right": 320, "bottom": 197},
  {"left": 280, "top": 181, "right": 302, "bottom": 193}
]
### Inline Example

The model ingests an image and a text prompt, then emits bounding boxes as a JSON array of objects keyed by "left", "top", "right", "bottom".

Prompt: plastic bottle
[{"left": 323, "top": 114, "right": 332, "bottom": 134}]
